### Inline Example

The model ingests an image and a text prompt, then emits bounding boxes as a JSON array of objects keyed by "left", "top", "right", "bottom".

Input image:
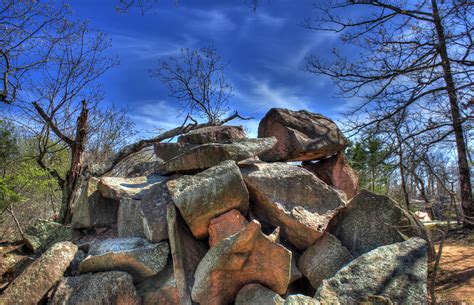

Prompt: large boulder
[
  {"left": 154, "top": 142, "right": 197, "bottom": 162},
  {"left": 178, "top": 125, "right": 246, "bottom": 144},
  {"left": 258, "top": 108, "right": 347, "bottom": 161},
  {"left": 97, "top": 175, "right": 165, "bottom": 201},
  {"left": 330, "top": 190, "right": 431, "bottom": 258},
  {"left": 117, "top": 198, "right": 145, "bottom": 238},
  {"left": 78, "top": 238, "right": 169, "bottom": 283},
  {"left": 208, "top": 209, "right": 248, "bottom": 247},
  {"left": 298, "top": 233, "right": 353, "bottom": 290},
  {"left": 159, "top": 138, "right": 277, "bottom": 174},
  {"left": 23, "top": 219, "right": 76, "bottom": 253},
  {"left": 191, "top": 220, "right": 292, "bottom": 305},
  {"left": 48, "top": 271, "right": 141, "bottom": 305},
  {"left": 315, "top": 238, "right": 428, "bottom": 304},
  {"left": 241, "top": 162, "right": 346, "bottom": 249},
  {"left": 1, "top": 241, "right": 77, "bottom": 305},
  {"left": 71, "top": 177, "right": 119, "bottom": 229},
  {"left": 167, "top": 204, "right": 208, "bottom": 305},
  {"left": 166, "top": 160, "right": 249, "bottom": 238},
  {"left": 140, "top": 181, "right": 171, "bottom": 243},
  {"left": 136, "top": 263, "right": 180, "bottom": 305},
  {"left": 302, "top": 153, "right": 359, "bottom": 199}
]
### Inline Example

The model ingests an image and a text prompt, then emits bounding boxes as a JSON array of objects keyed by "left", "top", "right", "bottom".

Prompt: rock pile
[{"left": 0, "top": 108, "right": 430, "bottom": 305}]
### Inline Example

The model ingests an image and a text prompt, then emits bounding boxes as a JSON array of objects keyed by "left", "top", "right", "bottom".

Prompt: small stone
[
  {"left": 235, "top": 283, "right": 285, "bottom": 305},
  {"left": 208, "top": 209, "right": 248, "bottom": 247}
]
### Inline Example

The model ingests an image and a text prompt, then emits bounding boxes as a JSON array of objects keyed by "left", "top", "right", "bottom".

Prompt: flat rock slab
[
  {"left": 208, "top": 209, "right": 248, "bottom": 247},
  {"left": 98, "top": 175, "right": 165, "bottom": 201},
  {"left": 49, "top": 271, "right": 141, "bottom": 305},
  {"left": 192, "top": 220, "right": 292, "bottom": 305},
  {"left": 79, "top": 237, "right": 169, "bottom": 283},
  {"left": 159, "top": 138, "right": 277, "bottom": 174},
  {"left": 167, "top": 204, "right": 208, "bottom": 305},
  {"left": 137, "top": 263, "right": 180, "bottom": 305},
  {"left": 178, "top": 125, "right": 246, "bottom": 144},
  {"left": 167, "top": 160, "right": 249, "bottom": 238},
  {"left": 330, "top": 190, "right": 431, "bottom": 258},
  {"left": 298, "top": 233, "right": 353, "bottom": 290},
  {"left": 154, "top": 142, "right": 197, "bottom": 162},
  {"left": 258, "top": 108, "right": 347, "bottom": 161},
  {"left": 241, "top": 162, "right": 346, "bottom": 249},
  {"left": 315, "top": 238, "right": 428, "bottom": 304},
  {"left": 1, "top": 241, "right": 77, "bottom": 305}
]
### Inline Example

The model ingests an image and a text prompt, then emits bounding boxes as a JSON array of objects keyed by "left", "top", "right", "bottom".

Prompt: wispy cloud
[{"left": 129, "top": 100, "right": 184, "bottom": 134}]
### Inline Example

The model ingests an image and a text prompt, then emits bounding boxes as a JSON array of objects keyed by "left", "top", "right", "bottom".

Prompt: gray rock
[
  {"left": 315, "top": 238, "right": 428, "bottom": 304},
  {"left": 285, "top": 295, "right": 320, "bottom": 305},
  {"left": 136, "top": 263, "right": 180, "bottom": 305},
  {"left": 298, "top": 233, "right": 353, "bottom": 290},
  {"left": 117, "top": 197, "right": 145, "bottom": 238},
  {"left": 1, "top": 242, "right": 78, "bottom": 305},
  {"left": 166, "top": 160, "right": 249, "bottom": 238},
  {"left": 140, "top": 182, "right": 171, "bottom": 243},
  {"left": 154, "top": 142, "right": 197, "bottom": 162},
  {"left": 178, "top": 125, "right": 246, "bottom": 144},
  {"left": 23, "top": 219, "right": 76, "bottom": 253},
  {"left": 258, "top": 108, "right": 347, "bottom": 161},
  {"left": 71, "top": 177, "right": 119, "bottom": 229},
  {"left": 241, "top": 162, "right": 346, "bottom": 249},
  {"left": 330, "top": 190, "right": 432, "bottom": 258},
  {"left": 235, "top": 283, "right": 285, "bottom": 305},
  {"left": 159, "top": 137, "right": 278, "bottom": 174},
  {"left": 167, "top": 204, "right": 208, "bottom": 305},
  {"left": 79, "top": 237, "right": 169, "bottom": 283},
  {"left": 97, "top": 175, "right": 165, "bottom": 201},
  {"left": 48, "top": 271, "right": 141, "bottom": 305}
]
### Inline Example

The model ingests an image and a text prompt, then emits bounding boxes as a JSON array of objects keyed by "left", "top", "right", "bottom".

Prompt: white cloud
[
  {"left": 186, "top": 8, "right": 237, "bottom": 36},
  {"left": 129, "top": 100, "right": 184, "bottom": 135}
]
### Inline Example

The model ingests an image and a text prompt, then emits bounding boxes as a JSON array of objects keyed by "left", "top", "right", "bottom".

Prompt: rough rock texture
[
  {"left": 167, "top": 204, "right": 208, "bottom": 305},
  {"left": 192, "top": 220, "right": 292, "bottom": 305},
  {"left": 208, "top": 209, "right": 248, "bottom": 247},
  {"left": 140, "top": 181, "right": 171, "bottom": 243},
  {"left": 241, "top": 162, "right": 346, "bottom": 249},
  {"left": 117, "top": 198, "right": 145, "bottom": 238},
  {"left": 315, "top": 238, "right": 428, "bottom": 304},
  {"left": 235, "top": 283, "right": 285, "bottom": 305},
  {"left": 23, "top": 219, "right": 75, "bottom": 253},
  {"left": 79, "top": 238, "right": 169, "bottom": 283},
  {"left": 159, "top": 138, "right": 278, "bottom": 174},
  {"left": 137, "top": 263, "right": 179, "bottom": 305},
  {"left": 48, "top": 271, "right": 141, "bottom": 305},
  {"left": 285, "top": 295, "right": 320, "bottom": 304},
  {"left": 98, "top": 175, "right": 165, "bottom": 201},
  {"left": 167, "top": 160, "right": 249, "bottom": 238},
  {"left": 1, "top": 241, "right": 77, "bottom": 305},
  {"left": 302, "top": 153, "right": 359, "bottom": 199},
  {"left": 298, "top": 233, "right": 353, "bottom": 290},
  {"left": 258, "top": 108, "right": 347, "bottom": 161},
  {"left": 330, "top": 190, "right": 431, "bottom": 258},
  {"left": 154, "top": 142, "right": 197, "bottom": 162},
  {"left": 178, "top": 125, "right": 246, "bottom": 144},
  {"left": 72, "top": 177, "right": 119, "bottom": 229}
]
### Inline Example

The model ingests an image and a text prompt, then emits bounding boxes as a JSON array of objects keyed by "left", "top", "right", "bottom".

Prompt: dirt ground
[{"left": 434, "top": 228, "right": 474, "bottom": 304}]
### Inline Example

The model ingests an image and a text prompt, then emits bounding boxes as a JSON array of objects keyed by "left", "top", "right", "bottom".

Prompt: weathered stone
[
  {"left": 160, "top": 138, "right": 278, "bottom": 174},
  {"left": 98, "top": 175, "right": 165, "bottom": 201},
  {"left": 298, "top": 233, "right": 353, "bottom": 290},
  {"left": 208, "top": 209, "right": 248, "bottom": 247},
  {"left": 1, "top": 241, "right": 77, "bottom": 305},
  {"left": 330, "top": 190, "right": 431, "bottom": 258},
  {"left": 235, "top": 283, "right": 285, "bottom": 305},
  {"left": 315, "top": 238, "right": 428, "bottom": 304},
  {"left": 302, "top": 153, "right": 359, "bottom": 199},
  {"left": 167, "top": 160, "right": 249, "bottom": 238},
  {"left": 154, "top": 142, "right": 197, "bottom": 162},
  {"left": 117, "top": 197, "right": 145, "bottom": 238},
  {"left": 167, "top": 204, "right": 208, "bottom": 305},
  {"left": 241, "top": 162, "right": 346, "bottom": 249},
  {"left": 23, "top": 219, "right": 76, "bottom": 253},
  {"left": 258, "top": 108, "right": 347, "bottom": 161},
  {"left": 140, "top": 181, "right": 170, "bottom": 242},
  {"left": 72, "top": 177, "right": 119, "bottom": 229},
  {"left": 285, "top": 295, "right": 320, "bottom": 305},
  {"left": 78, "top": 237, "right": 169, "bottom": 283},
  {"left": 178, "top": 125, "right": 246, "bottom": 144},
  {"left": 48, "top": 271, "right": 141, "bottom": 305},
  {"left": 192, "top": 220, "right": 292, "bottom": 305},
  {"left": 127, "top": 160, "right": 162, "bottom": 178},
  {"left": 137, "top": 263, "right": 180, "bottom": 305}
]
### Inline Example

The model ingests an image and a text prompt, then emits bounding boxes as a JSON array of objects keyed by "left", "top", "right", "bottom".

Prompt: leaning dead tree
[
  {"left": 97, "top": 47, "right": 250, "bottom": 176},
  {"left": 304, "top": 0, "right": 473, "bottom": 227}
]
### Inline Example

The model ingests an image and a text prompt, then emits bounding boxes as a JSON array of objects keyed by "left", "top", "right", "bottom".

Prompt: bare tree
[{"left": 304, "top": 0, "right": 473, "bottom": 227}]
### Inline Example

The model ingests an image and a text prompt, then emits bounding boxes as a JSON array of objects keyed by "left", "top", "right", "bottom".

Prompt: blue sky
[{"left": 70, "top": 0, "right": 353, "bottom": 138}]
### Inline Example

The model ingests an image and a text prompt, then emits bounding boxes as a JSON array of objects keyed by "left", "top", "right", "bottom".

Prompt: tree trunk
[{"left": 431, "top": 0, "right": 473, "bottom": 228}]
